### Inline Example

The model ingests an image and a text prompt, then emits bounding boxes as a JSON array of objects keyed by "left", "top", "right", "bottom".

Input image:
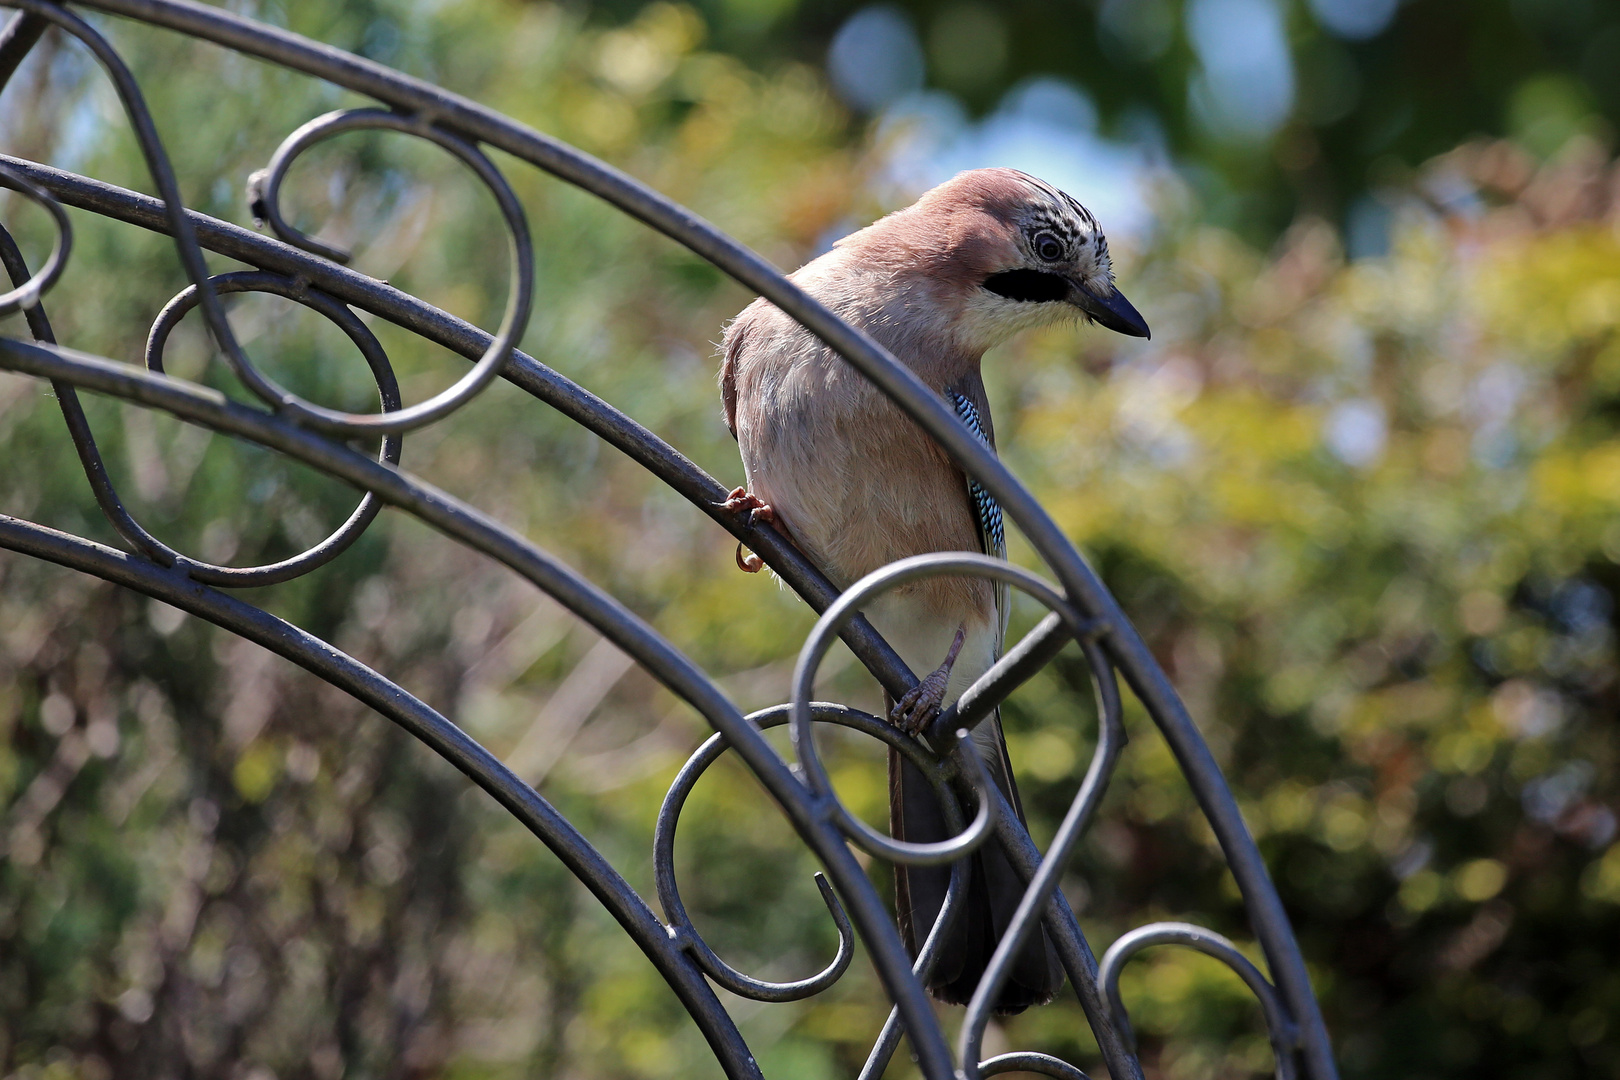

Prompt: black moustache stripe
[{"left": 982, "top": 269, "right": 1068, "bottom": 303}]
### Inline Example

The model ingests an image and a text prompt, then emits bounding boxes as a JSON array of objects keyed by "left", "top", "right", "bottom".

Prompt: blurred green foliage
[
  {"left": 0, "top": 1, "right": 1618, "bottom": 1080},
  {"left": 582, "top": 0, "right": 1620, "bottom": 242}
]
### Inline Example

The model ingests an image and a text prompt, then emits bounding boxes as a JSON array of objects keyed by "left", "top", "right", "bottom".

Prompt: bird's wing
[
  {"left": 945, "top": 381, "right": 1045, "bottom": 928},
  {"left": 946, "top": 380, "right": 1009, "bottom": 654},
  {"left": 718, "top": 313, "right": 750, "bottom": 440}
]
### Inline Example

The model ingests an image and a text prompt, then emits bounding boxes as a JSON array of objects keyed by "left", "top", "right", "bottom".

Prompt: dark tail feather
[{"left": 888, "top": 711, "right": 1064, "bottom": 1014}]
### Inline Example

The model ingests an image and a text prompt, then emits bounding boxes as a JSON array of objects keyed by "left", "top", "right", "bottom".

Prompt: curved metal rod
[
  {"left": 0, "top": 220, "right": 176, "bottom": 567},
  {"left": 0, "top": 11, "right": 50, "bottom": 93},
  {"left": 0, "top": 336, "right": 959, "bottom": 1080},
  {"left": 234, "top": 107, "right": 532, "bottom": 434},
  {"left": 980, "top": 1052, "right": 1094, "bottom": 1079},
  {"left": 965, "top": 759, "right": 1137, "bottom": 1079},
  {"left": 247, "top": 123, "right": 351, "bottom": 265},
  {"left": 688, "top": 711, "right": 971, "bottom": 1080},
  {"left": 0, "top": 512, "right": 764, "bottom": 1080},
  {"left": 790, "top": 553, "right": 1080, "bottom": 864},
  {"left": 0, "top": 155, "right": 921, "bottom": 711},
  {"left": 652, "top": 705, "right": 903, "bottom": 1002},
  {"left": 856, "top": 856, "right": 971, "bottom": 1080},
  {"left": 134, "top": 270, "right": 403, "bottom": 585},
  {"left": 1099, "top": 922, "right": 1301, "bottom": 1080},
  {"left": 0, "top": 160, "right": 70, "bottom": 315},
  {"left": 959, "top": 631, "right": 1125, "bottom": 1079}
]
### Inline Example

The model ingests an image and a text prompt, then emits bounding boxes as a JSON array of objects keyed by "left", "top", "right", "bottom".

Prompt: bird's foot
[
  {"left": 721, "top": 488, "right": 775, "bottom": 573},
  {"left": 891, "top": 623, "right": 967, "bottom": 735},
  {"left": 720, "top": 487, "right": 777, "bottom": 527}
]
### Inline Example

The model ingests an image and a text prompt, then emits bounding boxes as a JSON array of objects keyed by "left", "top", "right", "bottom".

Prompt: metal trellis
[{"left": 0, "top": 3, "right": 1340, "bottom": 1078}]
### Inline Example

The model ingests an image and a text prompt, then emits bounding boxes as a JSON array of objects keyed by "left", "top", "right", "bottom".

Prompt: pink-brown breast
[{"left": 720, "top": 245, "right": 998, "bottom": 631}]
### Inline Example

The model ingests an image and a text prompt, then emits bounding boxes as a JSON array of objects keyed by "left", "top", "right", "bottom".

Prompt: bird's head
[{"left": 857, "top": 168, "right": 1150, "bottom": 350}]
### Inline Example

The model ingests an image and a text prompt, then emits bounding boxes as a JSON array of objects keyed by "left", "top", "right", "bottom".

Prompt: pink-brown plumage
[{"left": 721, "top": 170, "right": 1045, "bottom": 625}]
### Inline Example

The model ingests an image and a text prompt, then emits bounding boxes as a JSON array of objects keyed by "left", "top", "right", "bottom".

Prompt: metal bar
[
  {"left": 0, "top": 10, "right": 46, "bottom": 91},
  {"left": 976, "top": 773, "right": 1137, "bottom": 1079},
  {"left": 929, "top": 610, "right": 1096, "bottom": 742},
  {"left": 980, "top": 1052, "right": 1092, "bottom": 1080},
  {"left": 958, "top": 634, "right": 1127, "bottom": 1078}
]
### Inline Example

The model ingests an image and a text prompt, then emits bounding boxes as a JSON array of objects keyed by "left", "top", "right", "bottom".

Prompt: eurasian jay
[{"left": 718, "top": 168, "right": 1149, "bottom": 1013}]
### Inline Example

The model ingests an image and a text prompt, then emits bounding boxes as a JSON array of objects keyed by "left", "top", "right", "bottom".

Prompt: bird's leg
[
  {"left": 891, "top": 623, "right": 967, "bottom": 735},
  {"left": 720, "top": 488, "right": 776, "bottom": 573}
]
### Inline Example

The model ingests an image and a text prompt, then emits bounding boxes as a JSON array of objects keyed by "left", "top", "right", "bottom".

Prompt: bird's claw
[
  {"left": 722, "top": 489, "right": 776, "bottom": 574},
  {"left": 890, "top": 624, "right": 968, "bottom": 735},
  {"left": 720, "top": 487, "right": 776, "bottom": 527},
  {"left": 892, "top": 671, "right": 951, "bottom": 734}
]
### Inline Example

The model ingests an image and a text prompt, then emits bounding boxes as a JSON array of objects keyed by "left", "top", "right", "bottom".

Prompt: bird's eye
[{"left": 1033, "top": 232, "right": 1064, "bottom": 262}]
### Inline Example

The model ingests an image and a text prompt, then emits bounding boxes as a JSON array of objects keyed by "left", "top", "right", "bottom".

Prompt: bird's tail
[{"left": 888, "top": 709, "right": 1065, "bottom": 1014}]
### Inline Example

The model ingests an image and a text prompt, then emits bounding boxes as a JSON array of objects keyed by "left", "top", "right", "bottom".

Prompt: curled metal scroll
[
  {"left": 656, "top": 702, "right": 980, "bottom": 1003},
  {"left": 980, "top": 1052, "right": 1094, "bottom": 1079},
  {"left": 788, "top": 553, "right": 1091, "bottom": 865},
  {"left": 789, "top": 554, "right": 1140, "bottom": 1080},
  {"left": 654, "top": 704, "right": 872, "bottom": 1003},
  {"left": 0, "top": 4, "right": 1339, "bottom": 1079},
  {"left": 0, "top": 160, "right": 69, "bottom": 315},
  {"left": 136, "top": 270, "right": 404, "bottom": 586},
  {"left": 239, "top": 107, "right": 533, "bottom": 435},
  {"left": 1100, "top": 922, "right": 1302, "bottom": 1080},
  {"left": 959, "top": 610, "right": 1125, "bottom": 1079}
]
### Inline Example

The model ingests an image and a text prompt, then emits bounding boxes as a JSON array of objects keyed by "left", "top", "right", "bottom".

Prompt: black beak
[{"left": 1070, "top": 279, "right": 1150, "bottom": 339}]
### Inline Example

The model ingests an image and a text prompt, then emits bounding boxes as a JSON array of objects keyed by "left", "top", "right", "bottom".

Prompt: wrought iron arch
[{"left": 0, "top": 3, "right": 1340, "bottom": 1077}]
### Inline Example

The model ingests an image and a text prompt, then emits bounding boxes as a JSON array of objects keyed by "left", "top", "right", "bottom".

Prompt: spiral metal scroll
[{"left": 0, "top": 3, "right": 1339, "bottom": 1078}]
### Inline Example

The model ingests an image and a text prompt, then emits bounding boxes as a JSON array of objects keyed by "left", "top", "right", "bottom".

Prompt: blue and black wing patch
[{"left": 948, "top": 390, "right": 1005, "bottom": 559}]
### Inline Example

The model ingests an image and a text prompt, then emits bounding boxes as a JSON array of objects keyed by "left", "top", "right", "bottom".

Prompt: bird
[{"left": 717, "top": 167, "right": 1149, "bottom": 1013}]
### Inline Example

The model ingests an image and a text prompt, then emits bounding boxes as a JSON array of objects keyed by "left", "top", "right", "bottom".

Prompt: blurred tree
[
  {"left": 990, "top": 138, "right": 1620, "bottom": 1079},
  {"left": 0, "top": 1, "right": 1618, "bottom": 1079},
  {"left": 578, "top": 0, "right": 1620, "bottom": 242}
]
